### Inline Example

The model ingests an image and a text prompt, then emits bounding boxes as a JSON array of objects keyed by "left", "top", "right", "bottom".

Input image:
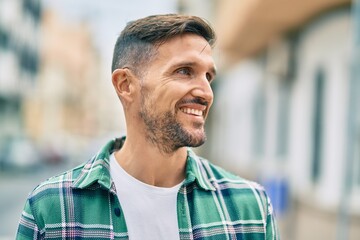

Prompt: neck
[{"left": 114, "top": 134, "right": 187, "bottom": 188}]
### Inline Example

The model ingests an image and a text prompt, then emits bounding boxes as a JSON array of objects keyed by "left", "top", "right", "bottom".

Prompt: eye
[
  {"left": 176, "top": 67, "right": 192, "bottom": 76},
  {"left": 206, "top": 72, "right": 214, "bottom": 82}
]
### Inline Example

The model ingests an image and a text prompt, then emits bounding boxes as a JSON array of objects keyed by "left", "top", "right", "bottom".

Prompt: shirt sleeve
[
  {"left": 16, "top": 198, "right": 42, "bottom": 240},
  {"left": 265, "top": 195, "right": 280, "bottom": 240}
]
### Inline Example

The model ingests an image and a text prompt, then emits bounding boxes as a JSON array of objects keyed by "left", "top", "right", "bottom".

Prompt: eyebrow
[{"left": 172, "top": 61, "right": 217, "bottom": 76}]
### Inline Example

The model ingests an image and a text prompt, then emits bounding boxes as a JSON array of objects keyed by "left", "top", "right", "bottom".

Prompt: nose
[{"left": 191, "top": 75, "right": 214, "bottom": 103}]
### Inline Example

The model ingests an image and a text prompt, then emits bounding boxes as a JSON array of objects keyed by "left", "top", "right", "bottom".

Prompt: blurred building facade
[
  {"left": 23, "top": 9, "right": 125, "bottom": 163},
  {"left": 0, "top": 0, "right": 42, "bottom": 168},
  {"left": 0, "top": 2, "right": 124, "bottom": 168},
  {"left": 184, "top": 0, "right": 359, "bottom": 239}
]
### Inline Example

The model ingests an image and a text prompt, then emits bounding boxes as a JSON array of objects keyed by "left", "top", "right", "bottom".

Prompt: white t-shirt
[{"left": 110, "top": 153, "right": 182, "bottom": 240}]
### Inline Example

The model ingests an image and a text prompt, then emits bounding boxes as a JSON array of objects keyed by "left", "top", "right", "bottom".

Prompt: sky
[{"left": 42, "top": 0, "right": 178, "bottom": 66}]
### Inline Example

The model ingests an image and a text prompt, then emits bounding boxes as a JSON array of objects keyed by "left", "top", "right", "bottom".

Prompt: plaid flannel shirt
[{"left": 17, "top": 137, "right": 280, "bottom": 239}]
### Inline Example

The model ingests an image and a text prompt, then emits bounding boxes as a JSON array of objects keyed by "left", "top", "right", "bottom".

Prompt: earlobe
[{"left": 112, "top": 69, "right": 133, "bottom": 103}]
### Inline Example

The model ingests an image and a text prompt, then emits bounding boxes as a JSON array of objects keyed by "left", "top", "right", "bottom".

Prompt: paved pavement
[{"left": 0, "top": 163, "right": 71, "bottom": 239}]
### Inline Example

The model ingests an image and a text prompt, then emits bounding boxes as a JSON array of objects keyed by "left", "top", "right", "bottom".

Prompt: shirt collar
[
  {"left": 72, "top": 137, "right": 215, "bottom": 192},
  {"left": 185, "top": 148, "right": 216, "bottom": 191},
  {"left": 71, "top": 137, "right": 123, "bottom": 192}
]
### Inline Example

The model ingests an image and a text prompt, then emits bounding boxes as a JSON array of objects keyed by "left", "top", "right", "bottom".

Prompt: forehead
[{"left": 155, "top": 34, "right": 215, "bottom": 67}]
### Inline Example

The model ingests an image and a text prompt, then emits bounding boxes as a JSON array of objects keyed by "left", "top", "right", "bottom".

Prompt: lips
[{"left": 177, "top": 98, "right": 209, "bottom": 118}]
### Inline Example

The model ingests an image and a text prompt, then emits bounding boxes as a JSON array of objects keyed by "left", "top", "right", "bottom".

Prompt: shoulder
[
  {"left": 191, "top": 157, "right": 273, "bottom": 223},
  {"left": 199, "top": 157, "right": 264, "bottom": 190},
  {"left": 198, "top": 157, "right": 270, "bottom": 206},
  {"left": 187, "top": 149, "right": 267, "bottom": 195},
  {"left": 26, "top": 139, "right": 116, "bottom": 208},
  {"left": 28, "top": 163, "right": 84, "bottom": 203}
]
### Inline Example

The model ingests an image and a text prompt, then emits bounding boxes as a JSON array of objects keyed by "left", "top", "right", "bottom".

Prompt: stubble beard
[{"left": 139, "top": 92, "right": 207, "bottom": 154}]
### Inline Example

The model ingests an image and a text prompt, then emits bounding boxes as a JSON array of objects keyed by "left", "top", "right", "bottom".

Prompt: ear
[{"left": 112, "top": 68, "right": 136, "bottom": 104}]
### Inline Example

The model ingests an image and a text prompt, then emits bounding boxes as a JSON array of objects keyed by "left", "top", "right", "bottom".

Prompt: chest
[{"left": 41, "top": 188, "right": 266, "bottom": 240}]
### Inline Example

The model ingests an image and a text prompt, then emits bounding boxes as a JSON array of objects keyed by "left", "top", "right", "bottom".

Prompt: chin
[
  {"left": 189, "top": 138, "right": 206, "bottom": 148},
  {"left": 186, "top": 129, "right": 207, "bottom": 148}
]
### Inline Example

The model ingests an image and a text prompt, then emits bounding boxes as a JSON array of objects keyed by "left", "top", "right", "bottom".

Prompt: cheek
[
  {"left": 156, "top": 90, "right": 183, "bottom": 107},
  {"left": 148, "top": 81, "right": 191, "bottom": 110}
]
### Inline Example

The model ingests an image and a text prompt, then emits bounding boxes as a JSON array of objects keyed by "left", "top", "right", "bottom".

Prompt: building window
[
  {"left": 23, "top": 0, "right": 42, "bottom": 21},
  {"left": 312, "top": 68, "right": 326, "bottom": 183},
  {"left": 253, "top": 87, "right": 266, "bottom": 157},
  {"left": 276, "top": 81, "right": 290, "bottom": 157},
  {"left": 0, "top": 28, "right": 10, "bottom": 48},
  {"left": 354, "top": 138, "right": 360, "bottom": 187},
  {"left": 350, "top": 71, "right": 360, "bottom": 189}
]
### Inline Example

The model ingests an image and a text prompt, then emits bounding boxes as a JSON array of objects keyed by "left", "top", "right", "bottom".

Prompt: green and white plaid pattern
[{"left": 17, "top": 137, "right": 280, "bottom": 239}]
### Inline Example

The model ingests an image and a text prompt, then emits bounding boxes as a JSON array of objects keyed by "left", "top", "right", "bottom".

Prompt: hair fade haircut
[{"left": 111, "top": 14, "right": 216, "bottom": 76}]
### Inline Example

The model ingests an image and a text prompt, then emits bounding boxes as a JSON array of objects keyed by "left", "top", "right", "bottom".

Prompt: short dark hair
[{"left": 111, "top": 14, "right": 216, "bottom": 76}]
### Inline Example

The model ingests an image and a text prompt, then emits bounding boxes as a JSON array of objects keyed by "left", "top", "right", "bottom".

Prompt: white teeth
[{"left": 181, "top": 108, "right": 203, "bottom": 116}]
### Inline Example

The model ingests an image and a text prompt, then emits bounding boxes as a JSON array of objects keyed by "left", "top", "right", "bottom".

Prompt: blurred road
[{"left": 0, "top": 164, "right": 70, "bottom": 239}]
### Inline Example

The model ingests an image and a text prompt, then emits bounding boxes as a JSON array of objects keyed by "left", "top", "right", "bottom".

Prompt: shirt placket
[
  {"left": 110, "top": 190, "right": 129, "bottom": 239},
  {"left": 177, "top": 184, "right": 195, "bottom": 240}
]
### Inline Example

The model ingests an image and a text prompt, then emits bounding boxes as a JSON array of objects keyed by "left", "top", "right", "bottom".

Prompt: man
[{"left": 17, "top": 14, "right": 279, "bottom": 239}]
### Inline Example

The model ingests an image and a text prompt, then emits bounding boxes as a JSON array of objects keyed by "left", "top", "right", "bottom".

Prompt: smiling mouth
[{"left": 180, "top": 107, "right": 203, "bottom": 117}]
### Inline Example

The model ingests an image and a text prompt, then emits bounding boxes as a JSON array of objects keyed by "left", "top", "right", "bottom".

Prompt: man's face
[{"left": 136, "top": 34, "right": 216, "bottom": 153}]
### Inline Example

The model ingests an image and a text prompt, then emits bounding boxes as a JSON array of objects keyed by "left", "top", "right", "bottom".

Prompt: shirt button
[{"left": 114, "top": 208, "right": 121, "bottom": 217}]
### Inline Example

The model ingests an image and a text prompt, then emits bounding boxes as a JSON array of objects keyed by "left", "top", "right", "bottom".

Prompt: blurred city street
[{"left": 1, "top": 0, "right": 360, "bottom": 239}]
